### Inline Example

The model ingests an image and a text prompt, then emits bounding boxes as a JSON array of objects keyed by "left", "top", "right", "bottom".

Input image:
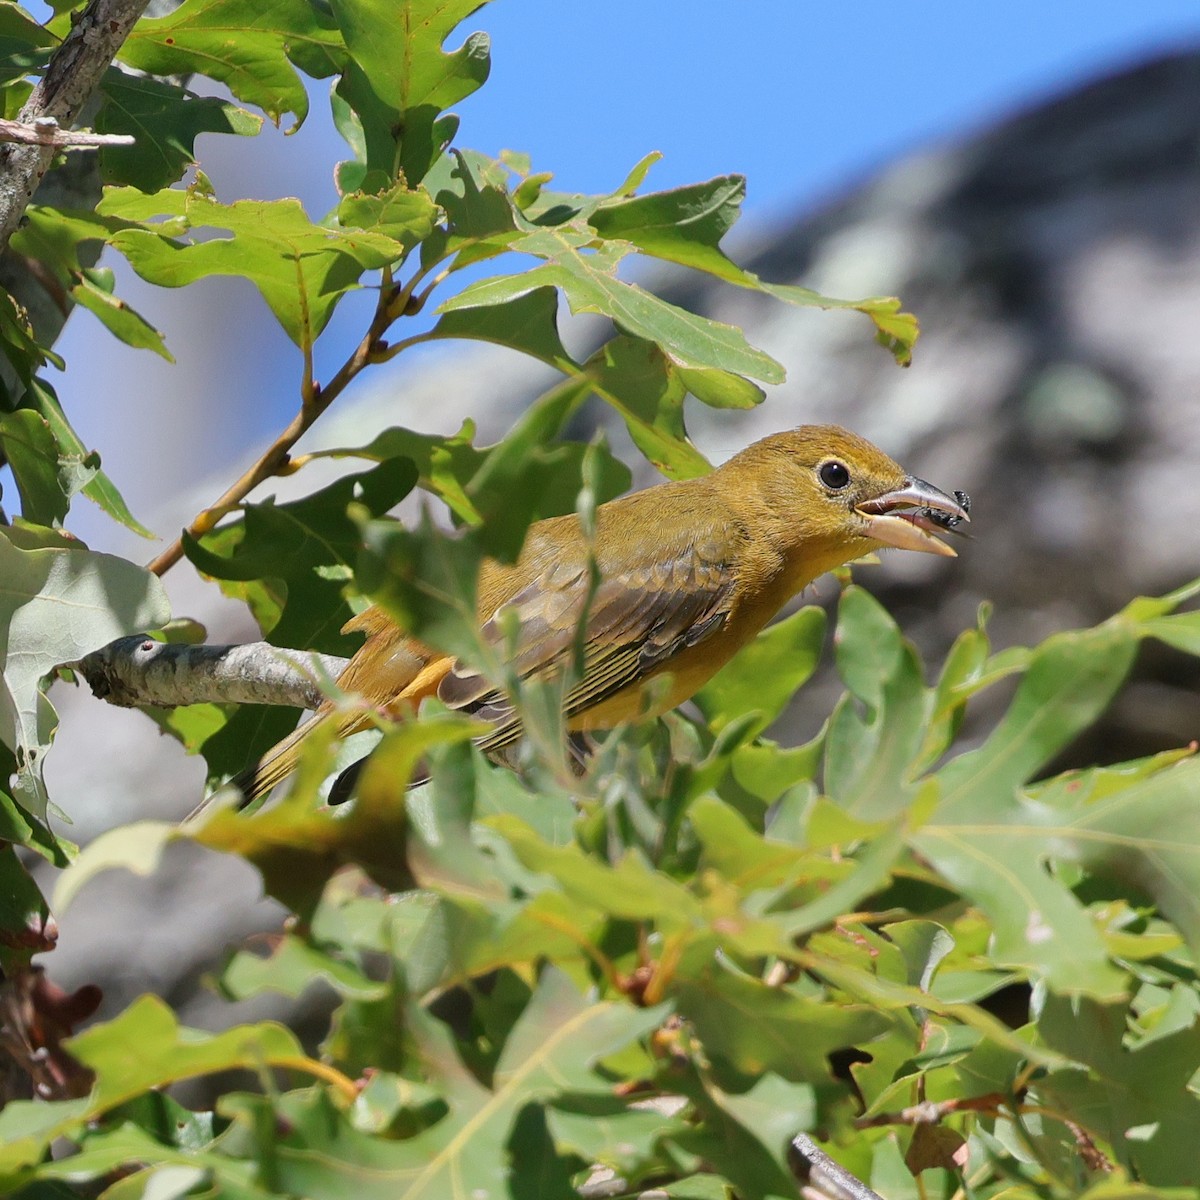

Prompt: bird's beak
[{"left": 856, "top": 477, "right": 970, "bottom": 558}]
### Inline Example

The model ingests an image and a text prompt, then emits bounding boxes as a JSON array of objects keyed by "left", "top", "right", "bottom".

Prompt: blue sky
[
  {"left": 458, "top": 1, "right": 1200, "bottom": 227},
  {"left": 48, "top": 0, "right": 1200, "bottom": 550},
  {"left": 203, "top": 1, "right": 1200, "bottom": 230},
  {"left": 209, "top": 0, "right": 1200, "bottom": 426}
]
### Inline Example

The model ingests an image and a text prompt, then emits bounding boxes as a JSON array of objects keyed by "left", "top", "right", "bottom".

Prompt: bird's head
[{"left": 719, "top": 424, "right": 969, "bottom": 571}]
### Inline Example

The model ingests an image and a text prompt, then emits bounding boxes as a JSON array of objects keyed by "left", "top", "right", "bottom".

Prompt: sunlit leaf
[
  {"left": 332, "top": 0, "right": 492, "bottom": 183},
  {"left": 695, "top": 605, "right": 826, "bottom": 736},
  {"left": 824, "top": 586, "right": 928, "bottom": 820},
  {"left": 441, "top": 233, "right": 784, "bottom": 384},
  {"left": 100, "top": 182, "right": 405, "bottom": 348},
  {"left": 119, "top": 0, "right": 344, "bottom": 127},
  {"left": 215, "top": 970, "right": 664, "bottom": 1199}
]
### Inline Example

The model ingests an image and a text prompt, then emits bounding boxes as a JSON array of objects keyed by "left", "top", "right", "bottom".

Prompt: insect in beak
[{"left": 857, "top": 479, "right": 971, "bottom": 557}]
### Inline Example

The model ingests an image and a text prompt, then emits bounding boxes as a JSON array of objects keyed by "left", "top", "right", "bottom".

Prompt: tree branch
[
  {"left": 73, "top": 635, "right": 348, "bottom": 710},
  {"left": 790, "top": 1134, "right": 886, "bottom": 1200},
  {"left": 0, "top": 0, "right": 150, "bottom": 252},
  {"left": 574, "top": 1131, "right": 888, "bottom": 1200},
  {"left": 0, "top": 967, "right": 99, "bottom": 1104},
  {"left": 852, "top": 1093, "right": 1007, "bottom": 1130},
  {"left": 145, "top": 282, "right": 438, "bottom": 577}
]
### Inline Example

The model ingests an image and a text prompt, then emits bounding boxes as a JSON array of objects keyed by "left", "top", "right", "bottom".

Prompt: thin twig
[
  {"left": 373, "top": 330, "right": 435, "bottom": 363},
  {"left": 1064, "top": 1119, "right": 1113, "bottom": 1173},
  {"left": 145, "top": 289, "right": 437, "bottom": 576},
  {"left": 0, "top": 0, "right": 151, "bottom": 252},
  {"left": 143, "top": 176, "right": 461, "bottom": 577},
  {"left": 853, "top": 1092, "right": 1008, "bottom": 1130},
  {"left": 145, "top": 403, "right": 310, "bottom": 575},
  {"left": 0, "top": 117, "right": 134, "bottom": 149}
]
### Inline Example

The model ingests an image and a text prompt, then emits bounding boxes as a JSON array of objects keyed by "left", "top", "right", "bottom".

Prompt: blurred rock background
[{"left": 29, "top": 47, "right": 1200, "bottom": 1034}]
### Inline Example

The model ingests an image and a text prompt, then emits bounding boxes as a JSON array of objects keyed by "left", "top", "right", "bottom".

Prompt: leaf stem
[
  {"left": 272, "top": 1054, "right": 359, "bottom": 1103},
  {"left": 529, "top": 909, "right": 622, "bottom": 991},
  {"left": 385, "top": 257, "right": 438, "bottom": 321},
  {"left": 300, "top": 337, "right": 317, "bottom": 416},
  {"left": 641, "top": 933, "right": 685, "bottom": 1006},
  {"left": 372, "top": 331, "right": 436, "bottom": 365}
]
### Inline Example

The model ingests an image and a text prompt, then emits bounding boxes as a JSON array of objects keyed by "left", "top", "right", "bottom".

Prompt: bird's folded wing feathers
[
  {"left": 337, "top": 605, "right": 436, "bottom": 705},
  {"left": 438, "top": 543, "right": 737, "bottom": 749}
]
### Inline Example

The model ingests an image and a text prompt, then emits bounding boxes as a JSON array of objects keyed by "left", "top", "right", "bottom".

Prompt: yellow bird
[{"left": 227, "top": 424, "right": 967, "bottom": 805}]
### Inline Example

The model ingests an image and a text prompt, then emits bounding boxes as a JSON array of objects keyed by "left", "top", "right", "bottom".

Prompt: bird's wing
[
  {"left": 438, "top": 539, "right": 737, "bottom": 750},
  {"left": 337, "top": 604, "right": 436, "bottom": 706}
]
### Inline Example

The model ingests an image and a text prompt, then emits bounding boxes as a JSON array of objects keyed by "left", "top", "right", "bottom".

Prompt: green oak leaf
[
  {"left": 0, "top": 284, "right": 48, "bottom": 392},
  {"left": 24, "top": 377, "right": 153, "bottom": 537},
  {"left": 668, "top": 1066, "right": 812, "bottom": 1200},
  {"left": 98, "top": 72, "right": 263, "bottom": 192},
  {"left": 425, "top": 285, "right": 575, "bottom": 372},
  {"left": 676, "top": 960, "right": 894, "bottom": 1085},
  {"left": 203, "top": 970, "right": 664, "bottom": 1199},
  {"left": 694, "top": 605, "right": 827, "bottom": 737},
  {"left": 0, "top": 843, "right": 52, "bottom": 973},
  {"left": 331, "top": 0, "right": 492, "bottom": 184},
  {"left": 336, "top": 182, "right": 440, "bottom": 252},
  {"left": 185, "top": 457, "right": 417, "bottom": 654},
  {"left": 440, "top": 230, "right": 784, "bottom": 383},
  {"left": 118, "top": 0, "right": 344, "bottom": 128},
  {"left": 11, "top": 207, "right": 170, "bottom": 359},
  {"left": 222, "top": 931, "right": 385, "bottom": 1002},
  {"left": 0, "top": 996, "right": 310, "bottom": 1178},
  {"left": 589, "top": 174, "right": 749, "bottom": 283},
  {"left": 100, "top": 181, "right": 405, "bottom": 348},
  {"left": 1039, "top": 991, "right": 1200, "bottom": 1185},
  {"left": 591, "top": 173, "right": 919, "bottom": 364},
  {"left": 824, "top": 586, "right": 928, "bottom": 821},
  {"left": 0, "top": 3, "right": 55, "bottom": 91},
  {"left": 0, "top": 410, "right": 95, "bottom": 527},
  {"left": 179, "top": 456, "right": 416, "bottom": 779}
]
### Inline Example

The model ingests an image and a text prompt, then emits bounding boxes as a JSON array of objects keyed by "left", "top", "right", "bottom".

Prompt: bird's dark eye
[{"left": 819, "top": 459, "right": 851, "bottom": 490}]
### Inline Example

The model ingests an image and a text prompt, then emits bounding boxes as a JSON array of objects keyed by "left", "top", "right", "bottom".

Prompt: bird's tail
[
  {"left": 185, "top": 708, "right": 336, "bottom": 821},
  {"left": 234, "top": 711, "right": 332, "bottom": 806},
  {"left": 186, "top": 654, "right": 457, "bottom": 822}
]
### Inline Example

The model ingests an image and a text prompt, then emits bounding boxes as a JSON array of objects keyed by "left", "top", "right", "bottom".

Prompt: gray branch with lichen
[{"left": 73, "top": 637, "right": 349, "bottom": 711}]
